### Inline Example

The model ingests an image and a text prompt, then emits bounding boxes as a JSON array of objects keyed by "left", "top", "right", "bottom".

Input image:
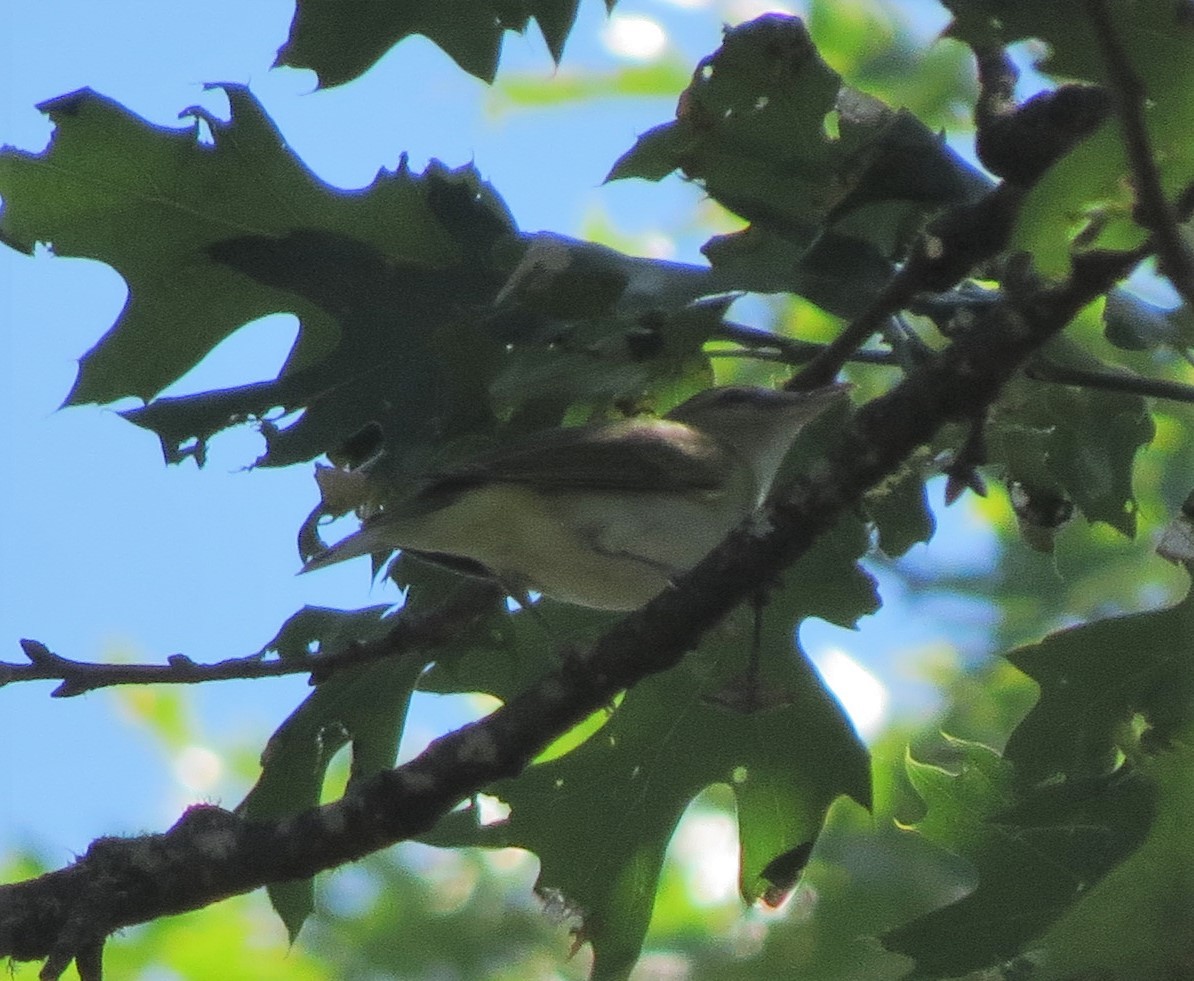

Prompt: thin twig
[
  {"left": 713, "top": 321, "right": 896, "bottom": 365},
  {"left": 786, "top": 266, "right": 922, "bottom": 388},
  {"left": 3, "top": 586, "right": 498, "bottom": 696},
  {"left": 2, "top": 639, "right": 329, "bottom": 695},
  {"left": 1085, "top": 0, "right": 1194, "bottom": 309},
  {"left": 1026, "top": 358, "right": 1194, "bottom": 403}
]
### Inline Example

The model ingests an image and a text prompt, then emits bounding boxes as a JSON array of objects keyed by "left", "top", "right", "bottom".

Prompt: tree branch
[
  {"left": 713, "top": 320, "right": 897, "bottom": 366},
  {"left": 1026, "top": 358, "right": 1194, "bottom": 404},
  {"left": 0, "top": 238, "right": 1144, "bottom": 978},
  {"left": 2, "top": 587, "right": 499, "bottom": 697},
  {"left": 792, "top": 181, "right": 1031, "bottom": 388},
  {"left": 1085, "top": 0, "right": 1194, "bottom": 309},
  {"left": 17, "top": 334, "right": 1187, "bottom": 703},
  {"left": 790, "top": 35, "right": 1114, "bottom": 390}
]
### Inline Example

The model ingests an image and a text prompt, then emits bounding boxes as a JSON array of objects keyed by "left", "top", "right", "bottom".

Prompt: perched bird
[{"left": 302, "top": 384, "right": 847, "bottom": 610}]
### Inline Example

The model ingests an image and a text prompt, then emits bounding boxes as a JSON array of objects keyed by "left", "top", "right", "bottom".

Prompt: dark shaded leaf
[
  {"left": 1036, "top": 738, "right": 1194, "bottom": 980},
  {"left": 277, "top": 0, "right": 595, "bottom": 86},
  {"left": 989, "top": 373, "right": 1154, "bottom": 536},
  {"left": 0, "top": 86, "right": 480, "bottom": 408},
  {"left": 1005, "top": 581, "right": 1194, "bottom": 787},
  {"left": 609, "top": 14, "right": 988, "bottom": 309},
  {"left": 864, "top": 465, "right": 935, "bottom": 559},
  {"left": 1103, "top": 289, "right": 1194, "bottom": 354},
  {"left": 257, "top": 604, "right": 394, "bottom": 662},
  {"left": 238, "top": 606, "right": 428, "bottom": 938}
]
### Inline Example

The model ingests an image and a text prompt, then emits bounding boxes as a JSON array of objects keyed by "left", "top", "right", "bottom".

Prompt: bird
[{"left": 301, "top": 384, "right": 847, "bottom": 610}]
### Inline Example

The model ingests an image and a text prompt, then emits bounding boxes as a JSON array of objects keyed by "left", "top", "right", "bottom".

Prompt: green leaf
[
  {"left": 700, "top": 227, "right": 896, "bottom": 319},
  {"left": 277, "top": 0, "right": 595, "bottom": 86},
  {"left": 1103, "top": 288, "right": 1194, "bottom": 354},
  {"left": 1004, "top": 578, "right": 1194, "bottom": 788},
  {"left": 884, "top": 736, "right": 1155, "bottom": 978},
  {"left": 607, "top": 121, "right": 690, "bottom": 183},
  {"left": 418, "top": 602, "right": 615, "bottom": 704},
  {"left": 487, "top": 294, "right": 724, "bottom": 411},
  {"left": 608, "top": 15, "right": 988, "bottom": 261},
  {"left": 1036, "top": 737, "right": 1194, "bottom": 980},
  {"left": 885, "top": 575, "right": 1194, "bottom": 976},
  {"left": 257, "top": 604, "right": 394, "bottom": 662},
  {"left": 125, "top": 223, "right": 722, "bottom": 472},
  {"left": 0, "top": 86, "right": 472, "bottom": 408},
  {"left": 863, "top": 464, "right": 935, "bottom": 559},
  {"left": 425, "top": 519, "right": 876, "bottom": 976},
  {"left": 0, "top": 82, "right": 737, "bottom": 473},
  {"left": 237, "top": 607, "right": 429, "bottom": 939},
  {"left": 0, "top": 85, "right": 764, "bottom": 479},
  {"left": 129, "top": 215, "right": 511, "bottom": 471},
  {"left": 989, "top": 372, "right": 1154, "bottom": 535},
  {"left": 490, "top": 231, "right": 720, "bottom": 317}
]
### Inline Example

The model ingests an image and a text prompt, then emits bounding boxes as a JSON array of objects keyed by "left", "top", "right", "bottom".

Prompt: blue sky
[{"left": 0, "top": 0, "right": 991, "bottom": 860}]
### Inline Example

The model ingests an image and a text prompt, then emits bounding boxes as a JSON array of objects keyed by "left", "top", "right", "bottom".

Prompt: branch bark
[{"left": 3, "top": 587, "right": 499, "bottom": 696}]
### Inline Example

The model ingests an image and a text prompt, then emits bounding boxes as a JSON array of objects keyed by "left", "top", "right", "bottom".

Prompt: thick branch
[
  {"left": 793, "top": 182, "right": 1027, "bottom": 388},
  {"left": 0, "top": 241, "right": 1142, "bottom": 978},
  {"left": 1085, "top": 0, "right": 1194, "bottom": 309}
]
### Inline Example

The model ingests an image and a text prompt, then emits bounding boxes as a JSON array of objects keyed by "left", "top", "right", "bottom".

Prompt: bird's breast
[{"left": 405, "top": 481, "right": 755, "bottom": 611}]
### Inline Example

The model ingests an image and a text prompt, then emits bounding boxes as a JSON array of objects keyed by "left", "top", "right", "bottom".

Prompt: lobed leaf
[
  {"left": 1005, "top": 579, "right": 1194, "bottom": 787},
  {"left": 885, "top": 736, "right": 1155, "bottom": 978},
  {"left": 238, "top": 605, "right": 427, "bottom": 938},
  {"left": 0, "top": 86, "right": 468, "bottom": 408},
  {"left": 989, "top": 370, "right": 1154, "bottom": 537}
]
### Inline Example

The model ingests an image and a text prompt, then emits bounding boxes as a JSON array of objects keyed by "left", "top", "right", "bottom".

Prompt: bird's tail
[{"left": 299, "top": 525, "right": 389, "bottom": 574}]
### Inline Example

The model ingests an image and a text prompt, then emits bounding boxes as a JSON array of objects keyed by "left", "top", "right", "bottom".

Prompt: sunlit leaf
[
  {"left": 425, "top": 519, "right": 875, "bottom": 974},
  {"left": 1004, "top": 576, "right": 1194, "bottom": 786},
  {"left": 884, "top": 736, "right": 1155, "bottom": 978}
]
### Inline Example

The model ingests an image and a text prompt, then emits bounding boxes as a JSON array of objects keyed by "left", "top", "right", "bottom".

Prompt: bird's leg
[
  {"left": 503, "top": 584, "right": 554, "bottom": 636},
  {"left": 747, "top": 587, "right": 765, "bottom": 683},
  {"left": 704, "top": 588, "right": 793, "bottom": 714}
]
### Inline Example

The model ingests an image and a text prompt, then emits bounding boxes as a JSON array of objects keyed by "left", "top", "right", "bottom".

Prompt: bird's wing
[{"left": 421, "top": 418, "right": 730, "bottom": 495}]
